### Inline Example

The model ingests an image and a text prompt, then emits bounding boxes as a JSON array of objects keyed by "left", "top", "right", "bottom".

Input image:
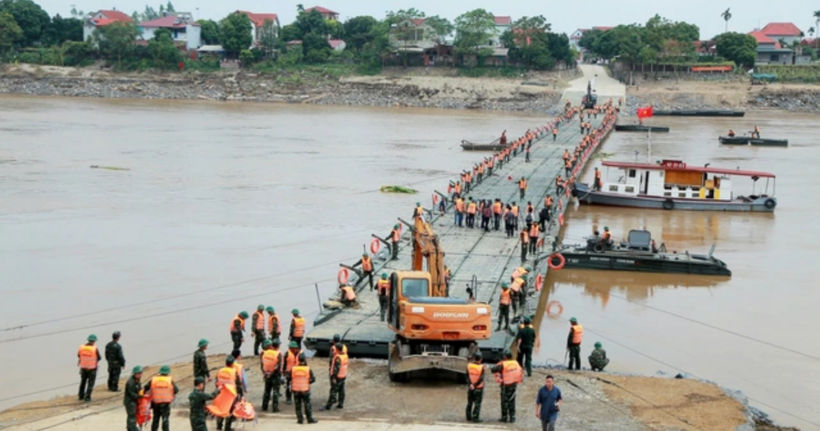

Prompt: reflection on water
[{"left": 553, "top": 270, "right": 727, "bottom": 305}]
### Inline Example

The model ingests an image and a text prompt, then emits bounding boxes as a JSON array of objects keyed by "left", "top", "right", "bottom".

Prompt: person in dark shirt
[
  {"left": 536, "top": 375, "right": 562, "bottom": 431},
  {"left": 105, "top": 331, "right": 126, "bottom": 391},
  {"left": 516, "top": 317, "right": 537, "bottom": 377}
]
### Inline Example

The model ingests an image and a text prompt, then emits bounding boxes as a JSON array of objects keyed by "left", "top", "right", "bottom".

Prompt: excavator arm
[{"left": 412, "top": 216, "right": 447, "bottom": 297}]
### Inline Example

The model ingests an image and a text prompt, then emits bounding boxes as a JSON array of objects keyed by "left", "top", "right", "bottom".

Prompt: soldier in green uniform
[
  {"left": 515, "top": 316, "right": 537, "bottom": 377},
  {"left": 323, "top": 342, "right": 347, "bottom": 410},
  {"left": 123, "top": 365, "right": 143, "bottom": 431},
  {"left": 490, "top": 350, "right": 524, "bottom": 423},
  {"left": 465, "top": 352, "right": 485, "bottom": 423},
  {"left": 496, "top": 283, "right": 511, "bottom": 331},
  {"left": 267, "top": 306, "right": 281, "bottom": 341},
  {"left": 292, "top": 353, "right": 318, "bottom": 424},
  {"left": 252, "top": 304, "right": 266, "bottom": 356},
  {"left": 105, "top": 331, "right": 126, "bottom": 391},
  {"left": 77, "top": 334, "right": 101, "bottom": 402},
  {"left": 193, "top": 339, "right": 210, "bottom": 382},
  {"left": 588, "top": 341, "right": 610, "bottom": 371},
  {"left": 261, "top": 339, "right": 283, "bottom": 413},
  {"left": 188, "top": 376, "right": 219, "bottom": 431},
  {"left": 144, "top": 365, "right": 179, "bottom": 431},
  {"left": 518, "top": 275, "right": 529, "bottom": 311}
]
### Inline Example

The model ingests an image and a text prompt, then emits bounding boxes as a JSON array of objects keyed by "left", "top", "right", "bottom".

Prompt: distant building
[
  {"left": 569, "top": 29, "right": 589, "bottom": 50},
  {"left": 390, "top": 18, "right": 437, "bottom": 53},
  {"left": 491, "top": 16, "right": 512, "bottom": 47},
  {"left": 236, "top": 11, "right": 280, "bottom": 48},
  {"left": 329, "top": 39, "right": 346, "bottom": 51},
  {"left": 758, "top": 22, "right": 802, "bottom": 45},
  {"left": 139, "top": 12, "right": 201, "bottom": 50},
  {"left": 750, "top": 31, "right": 793, "bottom": 65},
  {"left": 304, "top": 6, "right": 339, "bottom": 21},
  {"left": 83, "top": 9, "right": 133, "bottom": 42}
]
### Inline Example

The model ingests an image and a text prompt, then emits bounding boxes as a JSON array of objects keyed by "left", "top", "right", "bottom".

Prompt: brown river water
[{"left": 0, "top": 95, "right": 817, "bottom": 429}]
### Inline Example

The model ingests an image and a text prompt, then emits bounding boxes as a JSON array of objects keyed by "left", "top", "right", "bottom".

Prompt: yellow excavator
[{"left": 386, "top": 215, "right": 492, "bottom": 382}]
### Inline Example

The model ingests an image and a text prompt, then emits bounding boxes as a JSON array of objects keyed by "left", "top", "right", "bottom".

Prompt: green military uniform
[
  {"left": 144, "top": 366, "right": 179, "bottom": 431},
  {"left": 123, "top": 367, "right": 142, "bottom": 431},
  {"left": 515, "top": 319, "right": 537, "bottom": 377},
  {"left": 324, "top": 345, "right": 346, "bottom": 410},
  {"left": 231, "top": 311, "right": 248, "bottom": 353},
  {"left": 465, "top": 354, "right": 484, "bottom": 423},
  {"left": 188, "top": 380, "right": 218, "bottom": 431},
  {"left": 193, "top": 339, "right": 210, "bottom": 381},
  {"left": 252, "top": 305, "right": 266, "bottom": 356},
  {"left": 517, "top": 275, "right": 529, "bottom": 311},
  {"left": 588, "top": 342, "right": 610, "bottom": 371},
  {"left": 261, "top": 340, "right": 283, "bottom": 413},
  {"left": 292, "top": 355, "right": 317, "bottom": 424},
  {"left": 105, "top": 333, "right": 125, "bottom": 391},
  {"left": 567, "top": 317, "right": 582, "bottom": 371},
  {"left": 491, "top": 351, "right": 523, "bottom": 423},
  {"left": 267, "top": 307, "right": 281, "bottom": 341},
  {"left": 78, "top": 335, "right": 101, "bottom": 402},
  {"left": 496, "top": 284, "right": 511, "bottom": 332}
]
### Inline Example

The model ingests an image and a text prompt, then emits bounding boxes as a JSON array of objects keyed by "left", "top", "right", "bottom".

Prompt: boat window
[
  {"left": 625, "top": 186, "right": 635, "bottom": 193},
  {"left": 663, "top": 192, "right": 672, "bottom": 197},
  {"left": 608, "top": 185, "right": 619, "bottom": 192},
  {"left": 628, "top": 169, "right": 636, "bottom": 178},
  {"left": 678, "top": 192, "right": 687, "bottom": 198},
  {"left": 402, "top": 278, "right": 429, "bottom": 298}
]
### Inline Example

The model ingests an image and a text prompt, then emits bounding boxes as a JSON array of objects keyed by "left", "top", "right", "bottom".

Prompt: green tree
[
  {"left": 342, "top": 15, "right": 377, "bottom": 52},
  {"left": 42, "top": 14, "right": 82, "bottom": 46},
  {"left": 148, "top": 30, "right": 181, "bottom": 69},
  {"left": 0, "top": 0, "right": 50, "bottom": 46},
  {"left": 295, "top": 9, "right": 328, "bottom": 38},
  {"left": 424, "top": 15, "right": 453, "bottom": 45},
  {"left": 239, "top": 48, "right": 253, "bottom": 66},
  {"left": 196, "top": 19, "right": 220, "bottom": 45},
  {"left": 546, "top": 32, "right": 572, "bottom": 64},
  {"left": 721, "top": 8, "right": 732, "bottom": 33},
  {"left": 715, "top": 32, "right": 757, "bottom": 67},
  {"left": 278, "top": 44, "right": 303, "bottom": 65},
  {"left": 0, "top": 11, "right": 23, "bottom": 52},
  {"left": 166, "top": 2, "right": 175, "bottom": 13},
  {"left": 93, "top": 21, "right": 139, "bottom": 68},
  {"left": 280, "top": 23, "right": 301, "bottom": 42},
  {"left": 385, "top": 8, "right": 425, "bottom": 25},
  {"left": 142, "top": 5, "right": 158, "bottom": 21},
  {"left": 454, "top": 8, "right": 498, "bottom": 66},
  {"left": 302, "top": 32, "right": 331, "bottom": 63},
  {"left": 69, "top": 6, "right": 85, "bottom": 19},
  {"left": 327, "top": 19, "right": 344, "bottom": 39},
  {"left": 153, "top": 28, "right": 172, "bottom": 41},
  {"left": 220, "top": 12, "right": 252, "bottom": 58},
  {"left": 259, "top": 18, "right": 278, "bottom": 58}
]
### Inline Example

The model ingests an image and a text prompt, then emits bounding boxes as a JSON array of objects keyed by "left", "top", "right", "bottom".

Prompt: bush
[
  {"left": 755, "top": 65, "right": 820, "bottom": 83},
  {"left": 239, "top": 49, "right": 254, "bottom": 67}
]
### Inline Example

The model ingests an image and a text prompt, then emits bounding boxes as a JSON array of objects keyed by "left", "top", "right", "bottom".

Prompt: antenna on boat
[{"left": 634, "top": 150, "right": 639, "bottom": 162}]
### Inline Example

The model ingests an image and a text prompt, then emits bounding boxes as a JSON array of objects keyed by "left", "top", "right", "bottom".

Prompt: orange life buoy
[
  {"left": 535, "top": 273, "right": 543, "bottom": 292},
  {"left": 432, "top": 194, "right": 439, "bottom": 206},
  {"left": 370, "top": 239, "right": 380, "bottom": 254},
  {"left": 548, "top": 253, "right": 566, "bottom": 270},
  {"left": 558, "top": 214, "right": 564, "bottom": 226},
  {"left": 546, "top": 301, "right": 564, "bottom": 316},
  {"left": 338, "top": 267, "right": 350, "bottom": 284}
]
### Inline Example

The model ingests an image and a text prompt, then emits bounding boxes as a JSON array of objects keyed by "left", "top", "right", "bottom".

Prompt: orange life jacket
[
  {"left": 500, "top": 289, "right": 511, "bottom": 305},
  {"left": 467, "top": 363, "right": 485, "bottom": 389},
  {"left": 545, "top": 196, "right": 553, "bottom": 206},
  {"left": 511, "top": 277, "right": 525, "bottom": 293},
  {"left": 529, "top": 224, "right": 540, "bottom": 237},
  {"left": 415, "top": 206, "right": 424, "bottom": 217},
  {"left": 254, "top": 310, "right": 265, "bottom": 331},
  {"left": 292, "top": 317, "right": 305, "bottom": 337},
  {"left": 571, "top": 324, "right": 584, "bottom": 344},
  {"left": 285, "top": 349, "right": 302, "bottom": 372},
  {"left": 330, "top": 343, "right": 348, "bottom": 362},
  {"left": 520, "top": 231, "right": 529, "bottom": 244},
  {"left": 512, "top": 206, "right": 519, "bottom": 217},
  {"left": 595, "top": 170, "right": 602, "bottom": 179},
  {"left": 206, "top": 385, "right": 237, "bottom": 419},
  {"left": 502, "top": 360, "right": 523, "bottom": 385},
  {"left": 512, "top": 267, "right": 528, "bottom": 279},
  {"left": 602, "top": 231, "right": 612, "bottom": 241},
  {"left": 455, "top": 183, "right": 462, "bottom": 194},
  {"left": 377, "top": 279, "right": 390, "bottom": 295},
  {"left": 467, "top": 202, "right": 477, "bottom": 214},
  {"left": 78, "top": 344, "right": 98, "bottom": 370},
  {"left": 342, "top": 286, "right": 356, "bottom": 301},
  {"left": 150, "top": 376, "right": 175, "bottom": 404},
  {"left": 493, "top": 202, "right": 502, "bottom": 214},
  {"left": 216, "top": 366, "right": 237, "bottom": 388},
  {"left": 456, "top": 199, "right": 465, "bottom": 212},
  {"left": 268, "top": 313, "right": 280, "bottom": 334},
  {"left": 519, "top": 179, "right": 527, "bottom": 190},
  {"left": 291, "top": 366, "right": 310, "bottom": 392},
  {"left": 391, "top": 229, "right": 400, "bottom": 242},
  {"left": 335, "top": 353, "right": 349, "bottom": 379},
  {"left": 230, "top": 315, "right": 245, "bottom": 333},
  {"left": 361, "top": 257, "right": 372, "bottom": 272},
  {"left": 262, "top": 349, "right": 281, "bottom": 374}
]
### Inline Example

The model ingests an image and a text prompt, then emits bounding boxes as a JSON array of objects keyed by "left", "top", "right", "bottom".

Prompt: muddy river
[{"left": 0, "top": 96, "right": 817, "bottom": 429}]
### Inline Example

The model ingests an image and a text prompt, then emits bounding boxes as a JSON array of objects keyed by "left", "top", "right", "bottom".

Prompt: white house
[
  {"left": 329, "top": 40, "right": 346, "bottom": 51},
  {"left": 491, "top": 16, "right": 512, "bottom": 47},
  {"left": 390, "top": 18, "right": 437, "bottom": 52},
  {"left": 304, "top": 6, "right": 339, "bottom": 21},
  {"left": 758, "top": 22, "right": 803, "bottom": 45},
  {"left": 236, "top": 11, "right": 280, "bottom": 48},
  {"left": 139, "top": 12, "right": 201, "bottom": 50},
  {"left": 569, "top": 29, "right": 588, "bottom": 50},
  {"left": 82, "top": 9, "right": 133, "bottom": 42}
]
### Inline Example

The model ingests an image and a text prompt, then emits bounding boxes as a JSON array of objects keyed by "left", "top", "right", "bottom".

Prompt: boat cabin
[{"left": 600, "top": 160, "right": 775, "bottom": 201}]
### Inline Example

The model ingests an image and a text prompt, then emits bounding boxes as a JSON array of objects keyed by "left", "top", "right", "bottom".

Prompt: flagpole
[{"left": 647, "top": 110, "right": 652, "bottom": 163}]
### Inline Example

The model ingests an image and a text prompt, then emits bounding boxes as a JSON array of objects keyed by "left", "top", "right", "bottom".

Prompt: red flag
[{"left": 637, "top": 106, "right": 653, "bottom": 119}]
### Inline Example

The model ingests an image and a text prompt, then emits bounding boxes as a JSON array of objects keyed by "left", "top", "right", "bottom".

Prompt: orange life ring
[
  {"left": 548, "top": 253, "right": 566, "bottom": 270},
  {"left": 338, "top": 267, "right": 350, "bottom": 284},
  {"left": 535, "top": 273, "right": 544, "bottom": 292},
  {"left": 558, "top": 214, "right": 565, "bottom": 226},
  {"left": 546, "top": 301, "right": 564, "bottom": 317},
  {"left": 370, "top": 239, "right": 380, "bottom": 254},
  {"left": 432, "top": 194, "right": 439, "bottom": 206}
]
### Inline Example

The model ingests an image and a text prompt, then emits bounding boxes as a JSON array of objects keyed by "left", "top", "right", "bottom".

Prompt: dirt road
[{"left": 563, "top": 64, "right": 626, "bottom": 105}]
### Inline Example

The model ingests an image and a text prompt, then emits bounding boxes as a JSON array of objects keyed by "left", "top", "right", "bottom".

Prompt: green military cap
[
  {"left": 266, "top": 306, "right": 275, "bottom": 313},
  {"left": 198, "top": 339, "right": 209, "bottom": 348},
  {"left": 570, "top": 317, "right": 578, "bottom": 323},
  {"left": 381, "top": 273, "right": 388, "bottom": 279},
  {"left": 263, "top": 339, "right": 272, "bottom": 348},
  {"left": 416, "top": 202, "right": 421, "bottom": 206},
  {"left": 226, "top": 356, "right": 235, "bottom": 364},
  {"left": 132, "top": 365, "right": 144, "bottom": 374},
  {"left": 87, "top": 334, "right": 97, "bottom": 342},
  {"left": 159, "top": 365, "right": 171, "bottom": 375},
  {"left": 362, "top": 253, "right": 368, "bottom": 257},
  {"left": 473, "top": 352, "right": 482, "bottom": 361},
  {"left": 595, "top": 342, "right": 602, "bottom": 348},
  {"left": 525, "top": 266, "right": 532, "bottom": 272},
  {"left": 239, "top": 311, "right": 249, "bottom": 319},
  {"left": 194, "top": 377, "right": 205, "bottom": 385},
  {"left": 523, "top": 316, "right": 531, "bottom": 324},
  {"left": 298, "top": 353, "right": 307, "bottom": 362},
  {"left": 501, "top": 282, "right": 509, "bottom": 288},
  {"left": 257, "top": 304, "right": 265, "bottom": 310},
  {"left": 521, "top": 274, "right": 528, "bottom": 279},
  {"left": 604, "top": 226, "right": 609, "bottom": 230},
  {"left": 394, "top": 224, "right": 400, "bottom": 229},
  {"left": 289, "top": 341, "right": 299, "bottom": 348},
  {"left": 333, "top": 334, "right": 341, "bottom": 342},
  {"left": 292, "top": 308, "right": 299, "bottom": 315},
  {"left": 272, "top": 338, "right": 281, "bottom": 346}
]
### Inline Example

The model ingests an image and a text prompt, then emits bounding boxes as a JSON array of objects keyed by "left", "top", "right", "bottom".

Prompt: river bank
[
  {"left": 0, "top": 354, "right": 791, "bottom": 431},
  {"left": 0, "top": 64, "right": 567, "bottom": 113}
]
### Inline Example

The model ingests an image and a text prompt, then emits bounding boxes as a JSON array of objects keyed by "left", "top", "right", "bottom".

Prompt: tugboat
[
  {"left": 545, "top": 230, "right": 731, "bottom": 276},
  {"left": 573, "top": 159, "right": 777, "bottom": 212}
]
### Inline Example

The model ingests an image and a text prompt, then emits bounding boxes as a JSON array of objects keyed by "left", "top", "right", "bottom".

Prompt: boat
[
  {"left": 750, "top": 138, "right": 788, "bottom": 147},
  {"left": 460, "top": 139, "right": 505, "bottom": 151},
  {"left": 573, "top": 159, "right": 777, "bottom": 212},
  {"left": 653, "top": 110, "right": 745, "bottom": 117},
  {"left": 718, "top": 136, "right": 749, "bottom": 145},
  {"left": 547, "top": 230, "right": 731, "bottom": 276},
  {"left": 615, "top": 124, "right": 670, "bottom": 133}
]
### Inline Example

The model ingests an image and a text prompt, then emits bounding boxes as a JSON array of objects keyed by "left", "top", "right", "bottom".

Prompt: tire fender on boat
[
  {"left": 548, "top": 254, "right": 566, "bottom": 270},
  {"left": 370, "top": 239, "right": 381, "bottom": 254},
  {"left": 593, "top": 243, "right": 605, "bottom": 253},
  {"left": 663, "top": 199, "right": 675, "bottom": 210},
  {"left": 764, "top": 198, "right": 776, "bottom": 209},
  {"left": 338, "top": 267, "right": 350, "bottom": 284}
]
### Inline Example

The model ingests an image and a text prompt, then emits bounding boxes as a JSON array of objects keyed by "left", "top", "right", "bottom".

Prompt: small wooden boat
[
  {"left": 615, "top": 124, "right": 670, "bottom": 133},
  {"left": 460, "top": 139, "right": 505, "bottom": 151},
  {"left": 718, "top": 136, "right": 749, "bottom": 145},
  {"left": 654, "top": 110, "right": 745, "bottom": 117},
  {"left": 750, "top": 138, "right": 788, "bottom": 147}
]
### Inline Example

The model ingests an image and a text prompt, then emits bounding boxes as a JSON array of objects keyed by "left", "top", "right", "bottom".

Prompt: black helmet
[
  {"left": 112, "top": 331, "right": 121, "bottom": 339},
  {"left": 333, "top": 334, "right": 341, "bottom": 342}
]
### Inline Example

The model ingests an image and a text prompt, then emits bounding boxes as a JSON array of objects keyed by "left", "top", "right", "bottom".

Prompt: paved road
[{"left": 563, "top": 64, "right": 626, "bottom": 106}]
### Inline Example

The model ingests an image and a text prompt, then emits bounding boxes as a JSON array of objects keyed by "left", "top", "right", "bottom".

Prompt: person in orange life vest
[
  {"left": 496, "top": 283, "right": 512, "bottom": 331},
  {"left": 553, "top": 127, "right": 558, "bottom": 141},
  {"left": 353, "top": 252, "right": 375, "bottom": 291},
  {"left": 230, "top": 311, "right": 249, "bottom": 353},
  {"left": 491, "top": 350, "right": 524, "bottom": 423},
  {"left": 412, "top": 202, "right": 425, "bottom": 220},
  {"left": 261, "top": 338, "right": 283, "bottom": 413},
  {"left": 376, "top": 273, "right": 390, "bottom": 321},
  {"left": 601, "top": 226, "right": 613, "bottom": 247},
  {"left": 555, "top": 176, "right": 565, "bottom": 195},
  {"left": 519, "top": 177, "right": 528, "bottom": 200},
  {"left": 525, "top": 145, "right": 531, "bottom": 162},
  {"left": 252, "top": 304, "right": 266, "bottom": 356},
  {"left": 124, "top": 365, "right": 143, "bottom": 431},
  {"left": 728, "top": 129, "right": 736, "bottom": 137},
  {"left": 289, "top": 308, "right": 306, "bottom": 348},
  {"left": 328, "top": 334, "right": 349, "bottom": 370},
  {"left": 77, "top": 334, "right": 101, "bottom": 402},
  {"left": 323, "top": 342, "right": 349, "bottom": 411},
  {"left": 528, "top": 223, "right": 540, "bottom": 255},
  {"left": 215, "top": 356, "right": 242, "bottom": 431},
  {"left": 338, "top": 284, "right": 357, "bottom": 307},
  {"left": 520, "top": 227, "right": 529, "bottom": 262},
  {"left": 593, "top": 167, "right": 603, "bottom": 191},
  {"left": 753, "top": 126, "right": 760, "bottom": 139},
  {"left": 143, "top": 365, "right": 179, "bottom": 431},
  {"left": 282, "top": 341, "right": 302, "bottom": 405},
  {"left": 492, "top": 199, "right": 503, "bottom": 231},
  {"left": 292, "top": 353, "right": 318, "bottom": 424},
  {"left": 511, "top": 202, "right": 520, "bottom": 231},
  {"left": 466, "top": 197, "right": 477, "bottom": 229},
  {"left": 386, "top": 224, "right": 401, "bottom": 261},
  {"left": 267, "top": 306, "right": 281, "bottom": 342},
  {"left": 465, "top": 352, "right": 485, "bottom": 422},
  {"left": 500, "top": 129, "right": 507, "bottom": 146},
  {"left": 567, "top": 317, "right": 584, "bottom": 371}
]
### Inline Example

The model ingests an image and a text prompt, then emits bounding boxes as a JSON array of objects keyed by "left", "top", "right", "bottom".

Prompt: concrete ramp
[{"left": 563, "top": 64, "right": 625, "bottom": 106}]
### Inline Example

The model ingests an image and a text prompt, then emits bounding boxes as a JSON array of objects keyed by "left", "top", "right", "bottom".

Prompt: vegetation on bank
[{"left": 756, "top": 65, "right": 820, "bottom": 82}]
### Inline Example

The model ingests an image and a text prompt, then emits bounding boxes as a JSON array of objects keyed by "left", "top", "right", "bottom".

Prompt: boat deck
[{"left": 306, "top": 111, "right": 617, "bottom": 361}]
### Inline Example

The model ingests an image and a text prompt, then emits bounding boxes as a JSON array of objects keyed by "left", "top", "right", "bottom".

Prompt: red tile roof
[
  {"left": 98, "top": 10, "right": 133, "bottom": 22},
  {"left": 593, "top": 26, "right": 614, "bottom": 31},
  {"left": 494, "top": 16, "right": 512, "bottom": 25},
  {"left": 749, "top": 31, "right": 775, "bottom": 44},
  {"left": 237, "top": 11, "right": 279, "bottom": 28},
  {"left": 410, "top": 18, "right": 425, "bottom": 26},
  {"left": 139, "top": 15, "right": 188, "bottom": 28},
  {"left": 329, "top": 39, "right": 345, "bottom": 49},
  {"left": 760, "top": 22, "right": 802, "bottom": 36},
  {"left": 305, "top": 6, "right": 338, "bottom": 15}
]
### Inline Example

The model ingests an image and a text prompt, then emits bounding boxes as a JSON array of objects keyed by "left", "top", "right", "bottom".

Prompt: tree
[
  {"left": 327, "top": 19, "right": 344, "bottom": 39},
  {"left": 0, "top": 0, "right": 50, "bottom": 46},
  {"left": 814, "top": 10, "right": 820, "bottom": 48},
  {"left": 220, "top": 12, "right": 252, "bottom": 58},
  {"left": 0, "top": 11, "right": 23, "bottom": 52},
  {"left": 239, "top": 48, "right": 253, "bottom": 66},
  {"left": 42, "top": 14, "right": 82, "bottom": 46},
  {"left": 196, "top": 19, "right": 220, "bottom": 45},
  {"left": 810, "top": 26, "right": 815, "bottom": 39},
  {"left": 385, "top": 8, "right": 425, "bottom": 25},
  {"left": 259, "top": 18, "right": 278, "bottom": 58},
  {"left": 715, "top": 32, "right": 757, "bottom": 67},
  {"left": 280, "top": 24, "right": 301, "bottom": 42},
  {"left": 165, "top": 2, "right": 175, "bottom": 13},
  {"left": 69, "top": 6, "right": 85, "bottom": 19},
  {"left": 153, "top": 28, "right": 172, "bottom": 41},
  {"left": 342, "top": 15, "right": 377, "bottom": 52},
  {"left": 454, "top": 8, "right": 497, "bottom": 66},
  {"left": 295, "top": 9, "right": 328, "bottom": 38},
  {"left": 424, "top": 15, "right": 453, "bottom": 45},
  {"left": 148, "top": 30, "right": 181, "bottom": 69},
  {"left": 93, "top": 21, "right": 140, "bottom": 68},
  {"left": 546, "top": 32, "right": 572, "bottom": 64},
  {"left": 302, "top": 32, "right": 331, "bottom": 63},
  {"left": 721, "top": 8, "right": 731, "bottom": 33}
]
